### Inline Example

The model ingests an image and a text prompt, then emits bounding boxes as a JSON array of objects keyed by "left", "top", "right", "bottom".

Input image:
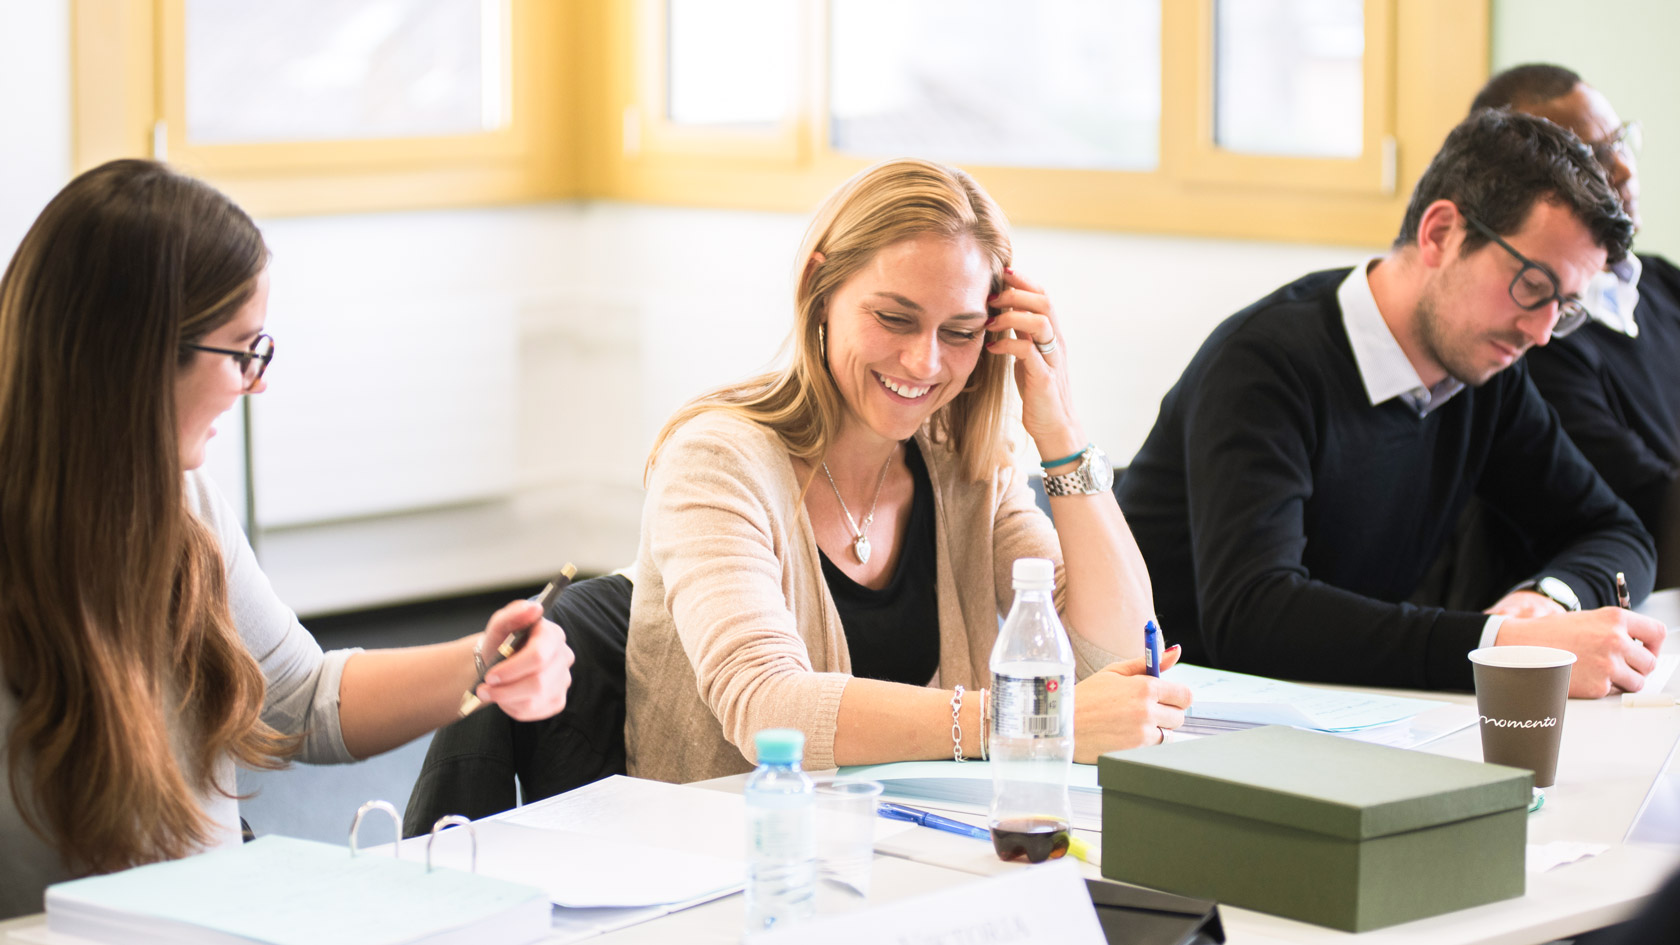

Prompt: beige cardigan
[{"left": 624, "top": 411, "right": 1124, "bottom": 783}]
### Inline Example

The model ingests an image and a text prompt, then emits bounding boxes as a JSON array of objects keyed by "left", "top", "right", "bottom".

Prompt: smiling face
[
  {"left": 174, "top": 269, "right": 269, "bottom": 470},
  {"left": 820, "top": 233, "right": 993, "bottom": 446},
  {"left": 1416, "top": 200, "right": 1605, "bottom": 387}
]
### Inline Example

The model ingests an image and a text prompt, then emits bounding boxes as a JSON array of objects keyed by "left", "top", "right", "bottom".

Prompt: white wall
[
  {"left": 0, "top": 6, "right": 1370, "bottom": 615},
  {"left": 0, "top": 0, "right": 70, "bottom": 261},
  {"left": 248, "top": 202, "right": 1366, "bottom": 614}
]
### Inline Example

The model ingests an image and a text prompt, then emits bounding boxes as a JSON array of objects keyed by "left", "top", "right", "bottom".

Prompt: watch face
[
  {"left": 1537, "top": 576, "right": 1581, "bottom": 611},
  {"left": 1087, "top": 450, "right": 1114, "bottom": 492}
]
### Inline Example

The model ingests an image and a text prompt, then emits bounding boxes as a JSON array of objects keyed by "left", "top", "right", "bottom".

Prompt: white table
[{"left": 6, "top": 594, "right": 1678, "bottom": 945}]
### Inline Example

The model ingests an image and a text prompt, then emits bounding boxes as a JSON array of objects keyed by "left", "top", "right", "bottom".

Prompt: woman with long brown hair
[
  {"left": 626, "top": 158, "right": 1192, "bottom": 783},
  {"left": 0, "top": 160, "right": 574, "bottom": 917}
]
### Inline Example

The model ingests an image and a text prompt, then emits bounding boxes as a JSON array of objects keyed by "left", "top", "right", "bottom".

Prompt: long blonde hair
[
  {"left": 0, "top": 160, "right": 293, "bottom": 876},
  {"left": 648, "top": 158, "right": 1015, "bottom": 482}
]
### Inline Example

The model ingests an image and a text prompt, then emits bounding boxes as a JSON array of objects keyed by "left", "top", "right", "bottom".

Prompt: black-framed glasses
[
  {"left": 1461, "top": 214, "right": 1590, "bottom": 338},
  {"left": 1585, "top": 120, "right": 1641, "bottom": 168},
  {"left": 187, "top": 333, "right": 275, "bottom": 390}
]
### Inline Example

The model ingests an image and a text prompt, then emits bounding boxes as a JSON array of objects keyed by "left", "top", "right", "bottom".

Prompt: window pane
[
  {"left": 829, "top": 0, "right": 1160, "bottom": 171},
  {"left": 184, "top": 0, "right": 506, "bottom": 144},
  {"left": 666, "top": 0, "right": 798, "bottom": 126},
  {"left": 1214, "top": 0, "right": 1363, "bottom": 158}
]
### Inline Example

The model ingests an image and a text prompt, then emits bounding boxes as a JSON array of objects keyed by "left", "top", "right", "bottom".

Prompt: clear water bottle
[
  {"left": 988, "top": 557, "right": 1075, "bottom": 863},
  {"left": 744, "top": 728, "right": 816, "bottom": 932}
]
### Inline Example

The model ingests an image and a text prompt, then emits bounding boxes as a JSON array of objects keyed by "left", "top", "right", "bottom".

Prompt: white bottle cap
[{"left": 1012, "top": 557, "right": 1055, "bottom": 589}]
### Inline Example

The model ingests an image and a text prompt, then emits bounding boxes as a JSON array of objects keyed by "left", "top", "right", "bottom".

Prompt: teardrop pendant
[{"left": 852, "top": 534, "right": 872, "bottom": 564}]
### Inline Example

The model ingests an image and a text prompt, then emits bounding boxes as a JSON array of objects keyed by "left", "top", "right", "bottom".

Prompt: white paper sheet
[
  {"left": 1526, "top": 841, "right": 1608, "bottom": 873},
  {"left": 1168, "top": 663, "right": 1451, "bottom": 731}
]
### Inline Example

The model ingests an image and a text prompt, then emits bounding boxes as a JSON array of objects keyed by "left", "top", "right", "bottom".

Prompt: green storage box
[{"left": 1098, "top": 725, "right": 1531, "bottom": 932}]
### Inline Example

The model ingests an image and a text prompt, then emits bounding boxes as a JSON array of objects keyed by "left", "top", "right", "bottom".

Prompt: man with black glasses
[
  {"left": 1470, "top": 65, "right": 1680, "bottom": 587},
  {"left": 1117, "top": 108, "right": 1666, "bottom": 697}
]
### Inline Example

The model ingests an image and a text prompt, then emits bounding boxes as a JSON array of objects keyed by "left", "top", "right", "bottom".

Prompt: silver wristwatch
[
  {"left": 1042, "top": 445, "right": 1114, "bottom": 497},
  {"left": 1511, "top": 576, "right": 1582, "bottom": 612}
]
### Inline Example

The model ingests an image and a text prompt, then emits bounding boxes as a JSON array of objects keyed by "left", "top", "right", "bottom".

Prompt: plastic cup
[
  {"left": 815, "top": 780, "right": 881, "bottom": 897},
  {"left": 1468, "top": 646, "right": 1575, "bottom": 788}
]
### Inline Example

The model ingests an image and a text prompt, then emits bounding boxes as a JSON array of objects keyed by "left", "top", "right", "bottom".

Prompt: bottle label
[
  {"left": 992, "top": 672, "right": 1069, "bottom": 738},
  {"left": 749, "top": 804, "right": 815, "bottom": 860}
]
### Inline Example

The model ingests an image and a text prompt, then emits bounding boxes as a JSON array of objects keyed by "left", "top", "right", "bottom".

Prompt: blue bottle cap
[{"left": 754, "top": 728, "right": 805, "bottom": 765}]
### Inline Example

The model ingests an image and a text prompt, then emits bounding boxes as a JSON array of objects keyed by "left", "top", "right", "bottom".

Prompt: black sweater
[
  {"left": 1117, "top": 268, "right": 1654, "bottom": 691},
  {"left": 1525, "top": 254, "right": 1680, "bottom": 535}
]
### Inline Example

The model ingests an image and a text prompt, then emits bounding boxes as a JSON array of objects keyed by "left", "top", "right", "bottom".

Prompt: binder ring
[
  {"left": 426, "top": 815, "right": 479, "bottom": 873},
  {"left": 348, "top": 800, "right": 402, "bottom": 857}
]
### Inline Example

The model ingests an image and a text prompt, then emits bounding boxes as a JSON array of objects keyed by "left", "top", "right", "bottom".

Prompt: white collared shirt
[
  {"left": 1338, "top": 258, "right": 1465, "bottom": 418},
  {"left": 1337, "top": 260, "right": 1504, "bottom": 646},
  {"left": 1582, "top": 254, "right": 1643, "bottom": 338}
]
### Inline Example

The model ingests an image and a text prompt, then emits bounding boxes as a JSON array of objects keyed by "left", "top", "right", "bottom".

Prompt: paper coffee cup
[{"left": 1468, "top": 646, "right": 1575, "bottom": 788}]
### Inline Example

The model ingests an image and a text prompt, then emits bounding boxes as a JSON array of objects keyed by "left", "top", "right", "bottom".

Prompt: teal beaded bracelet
[{"left": 1039, "top": 445, "right": 1090, "bottom": 469}]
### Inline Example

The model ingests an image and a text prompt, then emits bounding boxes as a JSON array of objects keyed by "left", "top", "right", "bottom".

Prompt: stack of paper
[
  {"left": 411, "top": 776, "right": 753, "bottom": 943},
  {"left": 1166, "top": 664, "right": 1474, "bottom": 748},
  {"left": 837, "top": 761, "right": 1102, "bottom": 831}
]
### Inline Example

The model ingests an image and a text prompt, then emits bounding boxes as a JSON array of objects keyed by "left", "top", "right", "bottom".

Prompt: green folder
[{"left": 1098, "top": 725, "right": 1531, "bottom": 932}]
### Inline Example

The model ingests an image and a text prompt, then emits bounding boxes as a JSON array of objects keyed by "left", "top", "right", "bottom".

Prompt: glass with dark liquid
[{"left": 990, "top": 816, "right": 1070, "bottom": 863}]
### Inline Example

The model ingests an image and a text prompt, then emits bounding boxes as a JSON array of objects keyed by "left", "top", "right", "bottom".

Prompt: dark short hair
[
  {"left": 1393, "top": 108, "right": 1632, "bottom": 264},
  {"left": 1470, "top": 64, "right": 1581, "bottom": 113}
]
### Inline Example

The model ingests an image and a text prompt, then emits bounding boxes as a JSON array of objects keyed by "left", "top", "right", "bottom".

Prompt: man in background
[
  {"left": 1471, "top": 65, "right": 1680, "bottom": 587},
  {"left": 1116, "top": 109, "right": 1664, "bottom": 697}
]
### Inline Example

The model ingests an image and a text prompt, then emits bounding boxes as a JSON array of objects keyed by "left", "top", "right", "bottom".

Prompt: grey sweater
[{"left": 0, "top": 471, "right": 358, "bottom": 919}]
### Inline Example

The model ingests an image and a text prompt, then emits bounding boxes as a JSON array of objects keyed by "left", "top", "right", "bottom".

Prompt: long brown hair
[
  {"left": 647, "top": 158, "right": 1015, "bottom": 482},
  {"left": 0, "top": 160, "right": 292, "bottom": 875}
]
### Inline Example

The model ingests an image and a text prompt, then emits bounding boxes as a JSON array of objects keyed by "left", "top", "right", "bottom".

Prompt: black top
[
  {"left": 1525, "top": 253, "right": 1680, "bottom": 534},
  {"left": 1116, "top": 268, "right": 1654, "bottom": 691},
  {"left": 820, "top": 439, "right": 940, "bottom": 687}
]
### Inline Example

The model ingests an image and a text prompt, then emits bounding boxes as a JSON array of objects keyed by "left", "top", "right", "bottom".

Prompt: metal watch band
[{"left": 1043, "top": 447, "right": 1101, "bottom": 496}]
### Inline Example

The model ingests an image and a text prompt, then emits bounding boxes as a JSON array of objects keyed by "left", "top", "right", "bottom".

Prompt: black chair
[{"left": 402, "top": 571, "right": 633, "bottom": 838}]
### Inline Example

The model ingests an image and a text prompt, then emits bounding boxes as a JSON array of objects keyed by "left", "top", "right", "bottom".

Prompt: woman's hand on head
[
  {"left": 985, "top": 268, "right": 1085, "bottom": 460},
  {"left": 474, "top": 599, "right": 575, "bottom": 721},
  {"left": 1070, "top": 645, "right": 1191, "bottom": 763}
]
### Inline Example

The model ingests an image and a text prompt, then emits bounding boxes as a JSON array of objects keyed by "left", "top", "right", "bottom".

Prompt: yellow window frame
[
  {"left": 73, "top": 0, "right": 574, "bottom": 217},
  {"left": 601, "top": 0, "right": 1490, "bottom": 246}
]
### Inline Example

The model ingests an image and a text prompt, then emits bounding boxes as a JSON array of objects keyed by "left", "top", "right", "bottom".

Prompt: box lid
[{"left": 1098, "top": 726, "right": 1532, "bottom": 840}]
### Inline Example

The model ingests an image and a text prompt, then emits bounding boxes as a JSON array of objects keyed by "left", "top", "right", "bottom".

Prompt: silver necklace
[{"left": 821, "top": 449, "right": 895, "bottom": 565}]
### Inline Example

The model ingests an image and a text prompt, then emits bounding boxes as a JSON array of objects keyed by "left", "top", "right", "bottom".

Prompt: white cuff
[{"left": 1479, "top": 615, "right": 1506, "bottom": 650}]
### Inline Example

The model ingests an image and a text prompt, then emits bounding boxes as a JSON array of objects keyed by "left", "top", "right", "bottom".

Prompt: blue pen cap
[{"left": 754, "top": 728, "right": 805, "bottom": 765}]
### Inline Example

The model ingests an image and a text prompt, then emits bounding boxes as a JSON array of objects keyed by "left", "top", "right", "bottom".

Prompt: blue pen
[
  {"left": 1144, "top": 619, "right": 1162, "bottom": 677},
  {"left": 877, "top": 801, "right": 991, "bottom": 841}
]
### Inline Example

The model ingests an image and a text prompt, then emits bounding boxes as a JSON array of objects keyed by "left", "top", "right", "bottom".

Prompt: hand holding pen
[{"left": 460, "top": 564, "right": 578, "bottom": 720}]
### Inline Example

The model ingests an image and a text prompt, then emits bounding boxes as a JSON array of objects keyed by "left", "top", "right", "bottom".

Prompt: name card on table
[{"left": 745, "top": 859, "right": 1105, "bottom": 945}]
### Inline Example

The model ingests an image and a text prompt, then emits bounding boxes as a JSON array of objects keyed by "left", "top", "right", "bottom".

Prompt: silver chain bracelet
[{"left": 950, "top": 685, "right": 966, "bottom": 762}]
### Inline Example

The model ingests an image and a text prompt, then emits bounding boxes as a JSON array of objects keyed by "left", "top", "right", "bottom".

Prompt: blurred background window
[
  {"left": 1213, "top": 0, "right": 1364, "bottom": 158},
  {"left": 184, "top": 0, "right": 508, "bottom": 144},
  {"left": 664, "top": 0, "right": 798, "bottom": 126},
  {"left": 828, "top": 0, "right": 1161, "bottom": 170}
]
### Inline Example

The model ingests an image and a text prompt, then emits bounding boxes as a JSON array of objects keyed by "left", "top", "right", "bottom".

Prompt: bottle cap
[
  {"left": 1012, "top": 557, "right": 1055, "bottom": 589},
  {"left": 754, "top": 728, "right": 806, "bottom": 764}
]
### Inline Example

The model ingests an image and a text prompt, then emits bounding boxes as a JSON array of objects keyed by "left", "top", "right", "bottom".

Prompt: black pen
[
  {"left": 459, "top": 563, "right": 576, "bottom": 716},
  {"left": 1617, "top": 571, "right": 1631, "bottom": 609}
]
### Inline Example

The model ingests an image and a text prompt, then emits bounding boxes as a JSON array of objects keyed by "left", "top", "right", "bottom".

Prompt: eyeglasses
[
  {"left": 1585, "top": 120, "right": 1641, "bottom": 168},
  {"left": 1461, "top": 214, "right": 1590, "bottom": 338},
  {"left": 187, "top": 333, "right": 275, "bottom": 391}
]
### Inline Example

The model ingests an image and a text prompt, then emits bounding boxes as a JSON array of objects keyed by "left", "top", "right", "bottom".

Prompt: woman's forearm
[
  {"left": 1046, "top": 489, "right": 1154, "bottom": 659},
  {"left": 832, "top": 677, "right": 985, "bottom": 765},
  {"left": 336, "top": 637, "right": 479, "bottom": 759}
]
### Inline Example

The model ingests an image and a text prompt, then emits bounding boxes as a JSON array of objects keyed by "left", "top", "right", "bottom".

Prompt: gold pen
[{"left": 459, "top": 563, "right": 577, "bottom": 716}]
